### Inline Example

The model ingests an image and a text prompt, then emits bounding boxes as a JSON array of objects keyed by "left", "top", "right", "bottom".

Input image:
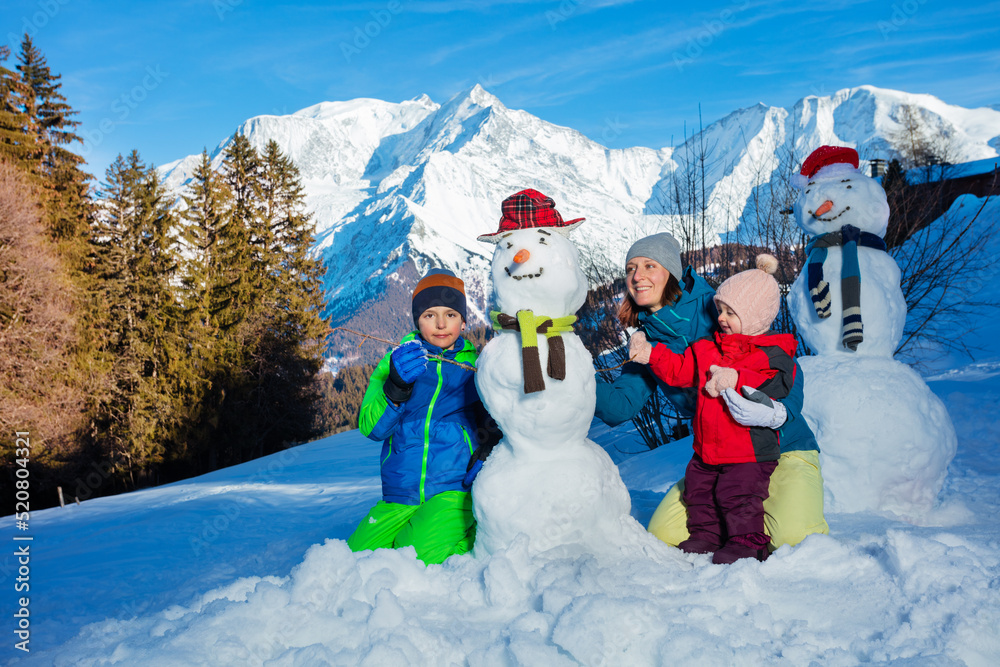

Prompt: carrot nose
[
  {"left": 513, "top": 249, "right": 530, "bottom": 264},
  {"left": 814, "top": 200, "right": 834, "bottom": 217}
]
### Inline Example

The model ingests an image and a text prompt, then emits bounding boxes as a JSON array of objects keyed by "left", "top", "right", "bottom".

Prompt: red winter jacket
[{"left": 648, "top": 331, "right": 798, "bottom": 465}]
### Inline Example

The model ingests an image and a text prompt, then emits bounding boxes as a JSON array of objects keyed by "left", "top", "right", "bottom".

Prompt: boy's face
[
  {"left": 417, "top": 306, "right": 464, "bottom": 349},
  {"left": 717, "top": 301, "right": 743, "bottom": 335}
]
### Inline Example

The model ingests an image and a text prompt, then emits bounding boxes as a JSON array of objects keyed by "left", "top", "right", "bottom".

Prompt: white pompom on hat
[{"left": 713, "top": 254, "right": 781, "bottom": 336}]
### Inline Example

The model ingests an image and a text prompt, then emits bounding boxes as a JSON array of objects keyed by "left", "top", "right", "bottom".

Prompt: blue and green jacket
[
  {"left": 594, "top": 265, "right": 818, "bottom": 453},
  {"left": 359, "top": 333, "right": 482, "bottom": 505}
]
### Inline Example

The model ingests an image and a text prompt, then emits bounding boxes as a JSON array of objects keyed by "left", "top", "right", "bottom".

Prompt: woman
[{"left": 595, "top": 232, "right": 829, "bottom": 552}]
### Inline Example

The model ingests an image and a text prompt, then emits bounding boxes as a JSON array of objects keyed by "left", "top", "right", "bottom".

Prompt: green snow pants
[{"left": 347, "top": 490, "right": 476, "bottom": 565}]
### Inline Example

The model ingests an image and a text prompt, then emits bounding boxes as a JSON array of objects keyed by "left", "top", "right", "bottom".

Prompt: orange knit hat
[{"left": 713, "top": 254, "right": 781, "bottom": 336}]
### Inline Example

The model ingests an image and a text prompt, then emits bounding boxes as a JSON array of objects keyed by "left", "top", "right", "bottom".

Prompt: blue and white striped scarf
[{"left": 805, "top": 224, "right": 887, "bottom": 351}]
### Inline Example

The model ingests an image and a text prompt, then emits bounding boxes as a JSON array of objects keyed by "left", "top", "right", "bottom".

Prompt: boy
[
  {"left": 348, "top": 269, "right": 496, "bottom": 564},
  {"left": 629, "top": 254, "right": 798, "bottom": 564}
]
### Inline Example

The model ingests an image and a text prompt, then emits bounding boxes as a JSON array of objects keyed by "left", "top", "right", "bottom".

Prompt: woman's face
[{"left": 625, "top": 256, "right": 671, "bottom": 312}]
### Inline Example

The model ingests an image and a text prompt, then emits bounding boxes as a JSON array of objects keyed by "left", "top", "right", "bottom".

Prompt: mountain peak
[
  {"left": 410, "top": 93, "right": 436, "bottom": 108},
  {"left": 461, "top": 84, "right": 502, "bottom": 109}
]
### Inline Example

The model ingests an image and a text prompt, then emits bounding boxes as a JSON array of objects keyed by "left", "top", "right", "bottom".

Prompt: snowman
[
  {"left": 788, "top": 146, "right": 956, "bottom": 518},
  {"left": 470, "top": 189, "right": 649, "bottom": 559}
]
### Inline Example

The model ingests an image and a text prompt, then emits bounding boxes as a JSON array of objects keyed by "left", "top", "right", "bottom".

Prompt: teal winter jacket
[
  {"left": 594, "top": 265, "right": 818, "bottom": 453},
  {"left": 596, "top": 265, "right": 717, "bottom": 422}
]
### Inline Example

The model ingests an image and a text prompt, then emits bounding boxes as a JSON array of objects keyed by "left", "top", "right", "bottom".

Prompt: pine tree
[
  {"left": 181, "top": 150, "right": 232, "bottom": 333},
  {"left": 217, "top": 133, "right": 262, "bottom": 332},
  {"left": 166, "top": 136, "right": 330, "bottom": 471},
  {"left": 252, "top": 139, "right": 330, "bottom": 451},
  {"left": 86, "top": 150, "right": 183, "bottom": 487},
  {"left": 191, "top": 133, "right": 263, "bottom": 466},
  {"left": 176, "top": 150, "right": 233, "bottom": 470},
  {"left": 0, "top": 45, "right": 32, "bottom": 167},
  {"left": 203, "top": 137, "right": 330, "bottom": 465},
  {"left": 16, "top": 34, "right": 89, "bottom": 241}
]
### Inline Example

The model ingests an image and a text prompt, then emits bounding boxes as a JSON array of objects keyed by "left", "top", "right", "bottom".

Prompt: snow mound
[{"left": 41, "top": 529, "right": 1000, "bottom": 666}]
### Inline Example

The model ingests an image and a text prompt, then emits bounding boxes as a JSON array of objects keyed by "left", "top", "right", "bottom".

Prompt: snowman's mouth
[
  {"left": 811, "top": 205, "right": 851, "bottom": 222},
  {"left": 505, "top": 266, "right": 544, "bottom": 280}
]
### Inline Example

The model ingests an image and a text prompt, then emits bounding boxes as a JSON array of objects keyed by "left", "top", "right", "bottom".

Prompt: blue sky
[{"left": 5, "top": 0, "right": 999, "bottom": 182}]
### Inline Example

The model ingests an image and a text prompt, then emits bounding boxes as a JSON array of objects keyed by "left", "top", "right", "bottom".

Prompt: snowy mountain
[{"left": 159, "top": 85, "right": 1000, "bottom": 364}]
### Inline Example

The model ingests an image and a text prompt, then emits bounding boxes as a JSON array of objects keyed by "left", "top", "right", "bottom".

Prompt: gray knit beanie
[{"left": 625, "top": 232, "right": 683, "bottom": 279}]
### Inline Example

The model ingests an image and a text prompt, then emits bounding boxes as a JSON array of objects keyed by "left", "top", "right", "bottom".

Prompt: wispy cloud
[{"left": 400, "top": 0, "right": 642, "bottom": 13}]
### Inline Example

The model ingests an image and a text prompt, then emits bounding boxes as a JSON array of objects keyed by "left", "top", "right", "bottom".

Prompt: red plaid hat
[
  {"left": 477, "top": 189, "right": 585, "bottom": 243},
  {"left": 800, "top": 145, "right": 859, "bottom": 178}
]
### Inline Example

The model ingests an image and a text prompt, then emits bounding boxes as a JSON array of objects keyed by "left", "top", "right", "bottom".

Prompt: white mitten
[
  {"left": 629, "top": 331, "right": 653, "bottom": 365},
  {"left": 722, "top": 387, "right": 788, "bottom": 428},
  {"left": 704, "top": 365, "right": 738, "bottom": 397}
]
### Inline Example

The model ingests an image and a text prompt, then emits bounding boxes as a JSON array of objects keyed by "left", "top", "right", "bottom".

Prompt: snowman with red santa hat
[
  {"left": 788, "top": 146, "right": 956, "bottom": 519},
  {"left": 469, "top": 189, "right": 662, "bottom": 561}
]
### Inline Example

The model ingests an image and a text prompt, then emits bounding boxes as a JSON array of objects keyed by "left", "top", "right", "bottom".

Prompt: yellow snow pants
[{"left": 648, "top": 449, "right": 830, "bottom": 551}]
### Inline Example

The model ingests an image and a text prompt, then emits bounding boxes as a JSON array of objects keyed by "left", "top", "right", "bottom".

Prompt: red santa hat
[{"left": 793, "top": 145, "right": 861, "bottom": 188}]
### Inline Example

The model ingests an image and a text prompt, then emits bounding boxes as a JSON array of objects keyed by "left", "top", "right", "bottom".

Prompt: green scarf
[{"left": 491, "top": 310, "right": 577, "bottom": 394}]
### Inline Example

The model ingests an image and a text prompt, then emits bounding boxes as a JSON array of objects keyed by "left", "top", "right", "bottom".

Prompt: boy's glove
[
  {"left": 704, "top": 365, "right": 738, "bottom": 397},
  {"left": 462, "top": 443, "right": 495, "bottom": 488},
  {"left": 722, "top": 387, "right": 787, "bottom": 429},
  {"left": 629, "top": 331, "right": 653, "bottom": 365},
  {"left": 385, "top": 340, "right": 427, "bottom": 404}
]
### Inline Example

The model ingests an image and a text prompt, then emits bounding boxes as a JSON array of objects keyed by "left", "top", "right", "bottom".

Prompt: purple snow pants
[{"left": 683, "top": 453, "right": 778, "bottom": 547}]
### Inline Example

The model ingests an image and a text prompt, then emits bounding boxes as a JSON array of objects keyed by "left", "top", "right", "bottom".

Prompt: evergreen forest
[{"left": 1, "top": 36, "right": 341, "bottom": 509}]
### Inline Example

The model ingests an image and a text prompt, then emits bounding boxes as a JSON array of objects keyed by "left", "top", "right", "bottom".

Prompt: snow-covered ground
[
  {"left": 6, "top": 372, "right": 999, "bottom": 666},
  {"left": 4, "top": 195, "right": 1000, "bottom": 666}
]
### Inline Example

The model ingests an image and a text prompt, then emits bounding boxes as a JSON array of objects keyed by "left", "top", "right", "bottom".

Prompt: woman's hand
[
  {"left": 704, "top": 365, "right": 738, "bottom": 397},
  {"left": 629, "top": 331, "right": 653, "bottom": 365}
]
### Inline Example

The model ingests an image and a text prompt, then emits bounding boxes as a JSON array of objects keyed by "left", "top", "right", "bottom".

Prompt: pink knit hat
[{"left": 714, "top": 254, "right": 781, "bottom": 336}]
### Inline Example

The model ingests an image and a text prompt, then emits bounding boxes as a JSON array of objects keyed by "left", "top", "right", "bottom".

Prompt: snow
[
  {"left": 800, "top": 354, "right": 957, "bottom": 518},
  {"left": 6, "top": 367, "right": 1000, "bottom": 666},
  {"left": 5, "top": 205, "right": 1000, "bottom": 663}
]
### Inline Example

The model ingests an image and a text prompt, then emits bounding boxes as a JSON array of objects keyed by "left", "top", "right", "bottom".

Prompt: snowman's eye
[
  {"left": 506, "top": 241, "right": 513, "bottom": 249},
  {"left": 805, "top": 189, "right": 810, "bottom": 194},
  {"left": 846, "top": 185, "right": 852, "bottom": 189},
  {"left": 538, "top": 237, "right": 548, "bottom": 245}
]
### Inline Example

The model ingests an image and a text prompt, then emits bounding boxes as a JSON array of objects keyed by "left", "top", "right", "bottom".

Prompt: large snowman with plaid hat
[
  {"left": 470, "top": 189, "right": 659, "bottom": 560},
  {"left": 788, "top": 146, "right": 956, "bottom": 518}
]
